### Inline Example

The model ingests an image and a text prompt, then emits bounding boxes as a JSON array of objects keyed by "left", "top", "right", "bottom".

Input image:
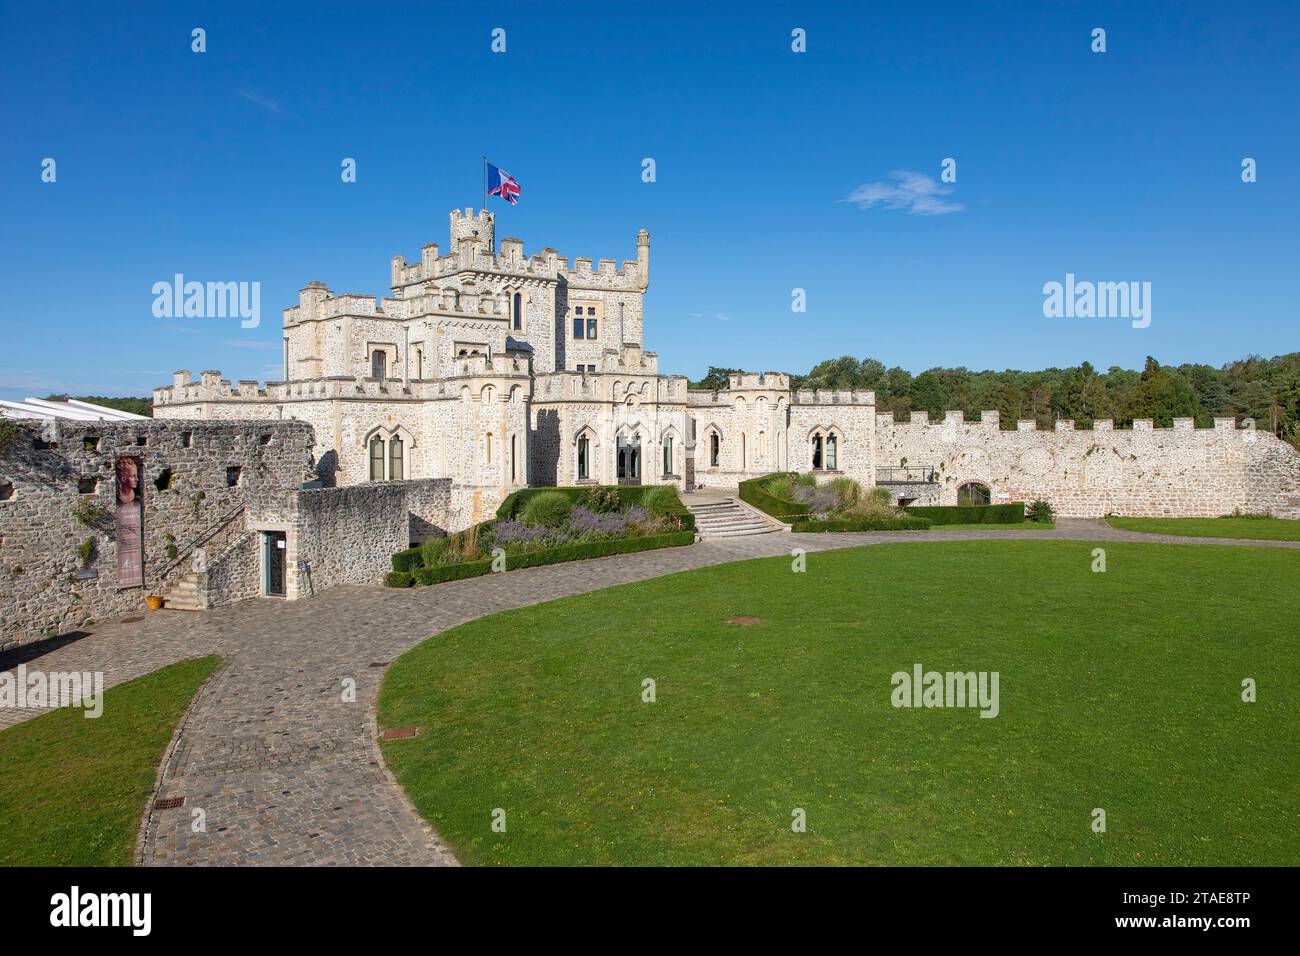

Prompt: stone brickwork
[
  {"left": 875, "top": 412, "right": 1300, "bottom": 518},
  {"left": 0, "top": 418, "right": 314, "bottom": 650}
]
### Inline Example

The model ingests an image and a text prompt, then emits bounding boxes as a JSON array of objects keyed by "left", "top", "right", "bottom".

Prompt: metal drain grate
[
  {"left": 154, "top": 796, "right": 185, "bottom": 810},
  {"left": 381, "top": 727, "right": 418, "bottom": 741}
]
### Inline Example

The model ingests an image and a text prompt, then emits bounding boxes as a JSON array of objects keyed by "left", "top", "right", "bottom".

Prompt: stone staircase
[
  {"left": 687, "top": 497, "right": 784, "bottom": 538},
  {"left": 164, "top": 571, "right": 203, "bottom": 611}
]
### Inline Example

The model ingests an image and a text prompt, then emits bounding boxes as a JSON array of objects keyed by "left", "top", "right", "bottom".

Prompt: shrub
[
  {"left": 579, "top": 486, "right": 621, "bottom": 513},
  {"left": 567, "top": 505, "right": 626, "bottom": 537},
  {"left": 639, "top": 485, "right": 677, "bottom": 517},
  {"left": 831, "top": 477, "right": 861, "bottom": 510},
  {"left": 794, "top": 472, "right": 817, "bottom": 487},
  {"left": 385, "top": 570, "right": 415, "bottom": 588},
  {"left": 1027, "top": 499, "right": 1055, "bottom": 523},
  {"left": 522, "top": 491, "right": 573, "bottom": 529},
  {"left": 766, "top": 474, "right": 794, "bottom": 500},
  {"left": 391, "top": 548, "right": 423, "bottom": 573},
  {"left": 419, "top": 537, "right": 449, "bottom": 567},
  {"left": 738, "top": 473, "right": 813, "bottom": 520},
  {"left": 868, "top": 486, "right": 892, "bottom": 506},
  {"left": 905, "top": 503, "right": 1026, "bottom": 525}
]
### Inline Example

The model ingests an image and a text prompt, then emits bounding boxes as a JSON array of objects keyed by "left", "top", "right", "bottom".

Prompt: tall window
[
  {"left": 663, "top": 436, "right": 673, "bottom": 476},
  {"left": 577, "top": 436, "right": 590, "bottom": 480},
  {"left": 371, "top": 350, "right": 387, "bottom": 380},
  {"left": 414, "top": 348, "right": 423, "bottom": 379},
  {"left": 512, "top": 292, "right": 522, "bottom": 330},
  {"left": 573, "top": 313, "right": 585, "bottom": 338},
  {"left": 741, "top": 433, "right": 747, "bottom": 469},
  {"left": 826, "top": 434, "right": 837, "bottom": 470},
  {"left": 510, "top": 435, "right": 518, "bottom": 482},
  {"left": 369, "top": 435, "right": 384, "bottom": 480},
  {"left": 485, "top": 433, "right": 493, "bottom": 466},
  {"left": 710, "top": 432, "right": 720, "bottom": 467},
  {"left": 586, "top": 314, "right": 598, "bottom": 339},
  {"left": 388, "top": 435, "right": 403, "bottom": 480},
  {"left": 812, "top": 434, "right": 823, "bottom": 470}
]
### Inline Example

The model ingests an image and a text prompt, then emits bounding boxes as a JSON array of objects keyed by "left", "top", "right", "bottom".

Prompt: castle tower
[{"left": 449, "top": 207, "right": 495, "bottom": 256}]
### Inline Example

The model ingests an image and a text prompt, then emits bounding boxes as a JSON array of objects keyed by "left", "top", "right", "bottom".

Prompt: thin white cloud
[
  {"left": 238, "top": 89, "right": 292, "bottom": 116},
  {"left": 845, "top": 171, "right": 964, "bottom": 215}
]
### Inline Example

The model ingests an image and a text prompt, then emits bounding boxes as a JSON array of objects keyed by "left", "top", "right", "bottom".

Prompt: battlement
[
  {"left": 791, "top": 388, "right": 875, "bottom": 406},
  {"left": 389, "top": 212, "right": 648, "bottom": 292},
  {"left": 874, "top": 409, "right": 1247, "bottom": 432},
  {"left": 727, "top": 371, "right": 792, "bottom": 391},
  {"left": 286, "top": 280, "right": 525, "bottom": 326}
]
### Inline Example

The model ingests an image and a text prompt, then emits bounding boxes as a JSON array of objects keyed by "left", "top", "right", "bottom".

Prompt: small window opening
[{"left": 226, "top": 466, "right": 243, "bottom": 487}]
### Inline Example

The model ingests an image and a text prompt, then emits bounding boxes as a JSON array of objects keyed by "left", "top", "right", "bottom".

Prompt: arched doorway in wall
[{"left": 957, "top": 481, "right": 992, "bottom": 506}]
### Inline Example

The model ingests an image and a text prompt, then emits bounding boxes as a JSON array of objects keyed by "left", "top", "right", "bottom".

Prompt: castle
[{"left": 152, "top": 208, "right": 1300, "bottom": 525}]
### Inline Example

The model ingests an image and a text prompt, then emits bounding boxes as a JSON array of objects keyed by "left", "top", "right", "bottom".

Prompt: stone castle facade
[{"left": 152, "top": 209, "right": 1300, "bottom": 523}]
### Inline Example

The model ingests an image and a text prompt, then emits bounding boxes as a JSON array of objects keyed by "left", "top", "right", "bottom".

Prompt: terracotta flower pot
[{"left": 145, "top": 595, "right": 165, "bottom": 610}]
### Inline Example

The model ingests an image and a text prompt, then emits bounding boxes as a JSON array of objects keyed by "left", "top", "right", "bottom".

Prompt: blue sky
[{"left": 2, "top": 0, "right": 1297, "bottom": 399}]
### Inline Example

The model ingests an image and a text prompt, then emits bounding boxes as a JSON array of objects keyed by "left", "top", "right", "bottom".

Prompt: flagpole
[{"left": 482, "top": 155, "right": 487, "bottom": 212}]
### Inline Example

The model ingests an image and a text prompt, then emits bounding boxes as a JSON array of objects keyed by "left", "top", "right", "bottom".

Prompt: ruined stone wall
[
  {"left": 0, "top": 419, "right": 314, "bottom": 650},
  {"left": 874, "top": 412, "right": 1300, "bottom": 517}
]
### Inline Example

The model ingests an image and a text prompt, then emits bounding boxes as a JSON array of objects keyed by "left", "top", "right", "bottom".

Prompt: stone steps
[
  {"left": 687, "top": 498, "right": 784, "bottom": 537},
  {"left": 163, "top": 572, "right": 203, "bottom": 612}
]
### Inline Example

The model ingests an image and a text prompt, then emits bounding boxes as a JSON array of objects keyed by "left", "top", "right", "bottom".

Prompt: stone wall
[
  {"left": 0, "top": 418, "right": 315, "bottom": 650},
  {"left": 874, "top": 412, "right": 1300, "bottom": 517}
]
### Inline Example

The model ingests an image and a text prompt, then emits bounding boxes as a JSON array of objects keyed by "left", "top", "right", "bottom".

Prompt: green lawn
[
  {"left": 0, "top": 655, "right": 221, "bottom": 866},
  {"left": 379, "top": 541, "right": 1298, "bottom": 866},
  {"left": 1106, "top": 516, "right": 1300, "bottom": 541}
]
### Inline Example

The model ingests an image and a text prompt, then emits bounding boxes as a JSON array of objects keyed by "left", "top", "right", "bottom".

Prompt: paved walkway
[{"left": 1, "top": 520, "right": 1295, "bottom": 866}]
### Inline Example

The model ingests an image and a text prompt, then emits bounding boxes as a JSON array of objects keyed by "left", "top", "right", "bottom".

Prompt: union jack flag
[{"left": 486, "top": 163, "right": 521, "bottom": 205}]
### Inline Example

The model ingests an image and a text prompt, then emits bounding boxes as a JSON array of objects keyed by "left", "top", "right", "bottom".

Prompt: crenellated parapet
[
  {"left": 791, "top": 388, "right": 875, "bottom": 406},
  {"left": 874, "top": 410, "right": 1249, "bottom": 434},
  {"left": 389, "top": 210, "right": 648, "bottom": 294}
]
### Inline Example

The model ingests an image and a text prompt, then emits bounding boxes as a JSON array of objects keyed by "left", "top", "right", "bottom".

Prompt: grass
[
  {"left": 379, "top": 541, "right": 1298, "bottom": 866},
  {"left": 1106, "top": 516, "right": 1300, "bottom": 541},
  {"left": 930, "top": 521, "right": 1055, "bottom": 531},
  {"left": 0, "top": 655, "right": 221, "bottom": 866}
]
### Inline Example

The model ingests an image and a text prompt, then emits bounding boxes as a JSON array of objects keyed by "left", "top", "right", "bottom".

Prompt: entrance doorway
[
  {"left": 616, "top": 435, "right": 641, "bottom": 485},
  {"left": 264, "top": 531, "right": 287, "bottom": 597}
]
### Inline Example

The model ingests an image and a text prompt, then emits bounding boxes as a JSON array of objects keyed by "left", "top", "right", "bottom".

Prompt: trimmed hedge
[
  {"left": 904, "top": 502, "right": 1026, "bottom": 525},
  {"left": 792, "top": 515, "right": 932, "bottom": 533},
  {"left": 496, "top": 485, "right": 695, "bottom": 531},
  {"left": 406, "top": 530, "right": 695, "bottom": 586},
  {"left": 737, "top": 473, "right": 812, "bottom": 521}
]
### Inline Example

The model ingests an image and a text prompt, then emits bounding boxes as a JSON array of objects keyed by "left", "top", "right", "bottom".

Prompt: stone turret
[{"left": 449, "top": 207, "right": 495, "bottom": 256}]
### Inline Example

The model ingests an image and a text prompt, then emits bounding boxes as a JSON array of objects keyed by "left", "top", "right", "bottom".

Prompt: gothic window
[
  {"left": 812, "top": 434, "right": 823, "bottom": 470},
  {"left": 369, "top": 436, "right": 384, "bottom": 481},
  {"left": 577, "top": 435, "right": 590, "bottom": 480},
  {"left": 512, "top": 292, "right": 522, "bottom": 330},
  {"left": 826, "top": 434, "right": 837, "bottom": 470},
  {"left": 389, "top": 436, "right": 404, "bottom": 481},
  {"left": 371, "top": 350, "right": 387, "bottom": 380},
  {"left": 663, "top": 436, "right": 673, "bottom": 476},
  {"left": 710, "top": 431, "right": 720, "bottom": 468}
]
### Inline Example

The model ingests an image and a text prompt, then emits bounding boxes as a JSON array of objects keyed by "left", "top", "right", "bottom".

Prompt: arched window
[
  {"left": 388, "top": 435, "right": 404, "bottom": 480},
  {"left": 510, "top": 434, "right": 518, "bottom": 482},
  {"left": 826, "top": 434, "right": 837, "bottom": 470},
  {"left": 663, "top": 436, "right": 673, "bottom": 476},
  {"left": 710, "top": 431, "right": 720, "bottom": 467},
  {"left": 512, "top": 292, "right": 522, "bottom": 330},
  {"left": 369, "top": 435, "right": 384, "bottom": 480},
  {"left": 577, "top": 435, "right": 590, "bottom": 480},
  {"left": 371, "top": 350, "right": 387, "bottom": 380},
  {"left": 812, "top": 434, "right": 823, "bottom": 469},
  {"left": 958, "top": 482, "right": 991, "bottom": 506}
]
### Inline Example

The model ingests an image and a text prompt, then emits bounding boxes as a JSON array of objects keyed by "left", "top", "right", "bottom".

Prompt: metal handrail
[
  {"left": 156, "top": 504, "right": 246, "bottom": 581},
  {"left": 876, "top": 466, "right": 937, "bottom": 483}
]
